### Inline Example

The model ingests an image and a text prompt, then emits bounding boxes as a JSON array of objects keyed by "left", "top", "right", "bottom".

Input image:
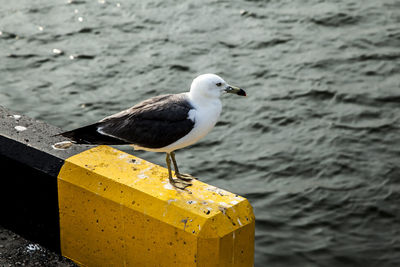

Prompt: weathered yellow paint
[{"left": 57, "top": 145, "right": 255, "bottom": 267}]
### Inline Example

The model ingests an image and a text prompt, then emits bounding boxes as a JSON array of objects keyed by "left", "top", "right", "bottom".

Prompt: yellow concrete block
[{"left": 57, "top": 145, "right": 255, "bottom": 266}]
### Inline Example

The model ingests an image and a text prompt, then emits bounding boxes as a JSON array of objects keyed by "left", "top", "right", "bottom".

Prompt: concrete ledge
[
  {"left": 0, "top": 106, "right": 89, "bottom": 253},
  {"left": 0, "top": 106, "right": 255, "bottom": 266}
]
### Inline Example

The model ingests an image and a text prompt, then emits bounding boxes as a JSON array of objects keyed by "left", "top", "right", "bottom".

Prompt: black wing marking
[
  {"left": 57, "top": 122, "right": 128, "bottom": 145},
  {"left": 58, "top": 93, "right": 196, "bottom": 148}
]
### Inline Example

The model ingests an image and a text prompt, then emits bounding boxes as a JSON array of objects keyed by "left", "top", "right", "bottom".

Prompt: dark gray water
[{"left": 1, "top": 0, "right": 400, "bottom": 266}]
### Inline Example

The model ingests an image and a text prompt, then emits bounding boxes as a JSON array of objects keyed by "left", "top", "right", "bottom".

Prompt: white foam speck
[
  {"left": 52, "top": 48, "right": 62, "bottom": 54},
  {"left": 237, "top": 218, "right": 242, "bottom": 226},
  {"left": 15, "top": 125, "right": 27, "bottom": 132},
  {"left": 12, "top": 114, "right": 21, "bottom": 120},
  {"left": 230, "top": 200, "right": 239, "bottom": 205}
]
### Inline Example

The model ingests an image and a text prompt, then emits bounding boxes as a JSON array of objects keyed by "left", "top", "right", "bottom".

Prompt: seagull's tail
[{"left": 55, "top": 123, "right": 128, "bottom": 145}]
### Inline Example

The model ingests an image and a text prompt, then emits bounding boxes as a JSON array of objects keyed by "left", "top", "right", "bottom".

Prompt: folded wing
[{"left": 59, "top": 93, "right": 195, "bottom": 148}]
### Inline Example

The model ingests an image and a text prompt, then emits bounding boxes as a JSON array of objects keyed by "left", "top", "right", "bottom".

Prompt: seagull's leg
[
  {"left": 170, "top": 151, "right": 196, "bottom": 181},
  {"left": 166, "top": 153, "right": 191, "bottom": 189}
]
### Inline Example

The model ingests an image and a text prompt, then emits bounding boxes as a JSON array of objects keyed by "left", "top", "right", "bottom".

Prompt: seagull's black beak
[{"left": 225, "top": 85, "right": 247, "bottom": 96}]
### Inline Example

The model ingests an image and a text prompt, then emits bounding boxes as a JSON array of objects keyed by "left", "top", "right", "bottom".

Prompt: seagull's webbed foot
[
  {"left": 170, "top": 151, "right": 196, "bottom": 182},
  {"left": 175, "top": 172, "right": 196, "bottom": 182},
  {"left": 169, "top": 176, "right": 192, "bottom": 190}
]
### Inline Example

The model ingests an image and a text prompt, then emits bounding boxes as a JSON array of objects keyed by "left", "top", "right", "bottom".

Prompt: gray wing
[{"left": 60, "top": 93, "right": 195, "bottom": 148}]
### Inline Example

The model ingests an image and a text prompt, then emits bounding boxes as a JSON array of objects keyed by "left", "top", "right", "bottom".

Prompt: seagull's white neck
[
  {"left": 187, "top": 90, "right": 222, "bottom": 110},
  {"left": 161, "top": 90, "right": 221, "bottom": 154}
]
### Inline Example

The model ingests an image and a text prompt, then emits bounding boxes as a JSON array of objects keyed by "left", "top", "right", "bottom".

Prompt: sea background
[{"left": 1, "top": 0, "right": 400, "bottom": 266}]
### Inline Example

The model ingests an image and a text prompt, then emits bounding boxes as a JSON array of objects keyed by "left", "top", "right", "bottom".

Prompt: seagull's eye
[{"left": 216, "top": 82, "right": 222, "bottom": 87}]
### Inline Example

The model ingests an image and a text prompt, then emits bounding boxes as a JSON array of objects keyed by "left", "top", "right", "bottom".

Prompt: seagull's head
[{"left": 189, "top": 74, "right": 246, "bottom": 100}]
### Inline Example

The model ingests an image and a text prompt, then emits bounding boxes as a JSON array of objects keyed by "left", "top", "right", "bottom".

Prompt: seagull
[{"left": 56, "top": 74, "right": 246, "bottom": 189}]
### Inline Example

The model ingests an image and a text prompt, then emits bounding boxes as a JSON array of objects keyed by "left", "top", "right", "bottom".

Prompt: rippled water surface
[{"left": 1, "top": 0, "right": 400, "bottom": 266}]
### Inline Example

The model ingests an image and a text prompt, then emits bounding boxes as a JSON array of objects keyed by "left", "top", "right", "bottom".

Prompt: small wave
[
  {"left": 355, "top": 52, "right": 400, "bottom": 62},
  {"left": 374, "top": 95, "right": 400, "bottom": 104},
  {"left": 335, "top": 92, "right": 400, "bottom": 107},
  {"left": 169, "top": 64, "right": 190, "bottom": 72},
  {"left": 270, "top": 116, "right": 297, "bottom": 126},
  {"left": 0, "top": 31, "right": 18, "bottom": 39},
  {"left": 250, "top": 122, "right": 270, "bottom": 133},
  {"left": 218, "top": 41, "right": 237, "bottom": 49},
  {"left": 7, "top": 53, "right": 38, "bottom": 59},
  {"left": 216, "top": 120, "right": 230, "bottom": 126},
  {"left": 245, "top": 38, "right": 292, "bottom": 49},
  {"left": 269, "top": 89, "right": 336, "bottom": 101},
  {"left": 71, "top": 54, "right": 96, "bottom": 60},
  {"left": 332, "top": 121, "right": 397, "bottom": 133},
  {"left": 67, "top": 0, "right": 86, "bottom": 5},
  {"left": 310, "top": 12, "right": 361, "bottom": 27}
]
